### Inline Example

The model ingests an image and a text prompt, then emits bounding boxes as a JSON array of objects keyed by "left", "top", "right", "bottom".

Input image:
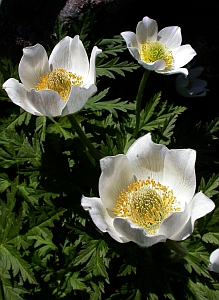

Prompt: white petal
[
  {"left": 19, "top": 44, "right": 49, "bottom": 90},
  {"left": 27, "top": 89, "right": 66, "bottom": 117},
  {"left": 158, "top": 26, "right": 182, "bottom": 49},
  {"left": 99, "top": 155, "right": 135, "bottom": 210},
  {"left": 121, "top": 31, "right": 139, "bottom": 49},
  {"left": 2, "top": 78, "right": 42, "bottom": 115},
  {"left": 85, "top": 46, "right": 102, "bottom": 85},
  {"left": 126, "top": 133, "right": 168, "bottom": 182},
  {"left": 157, "top": 67, "right": 189, "bottom": 76},
  {"left": 162, "top": 149, "right": 196, "bottom": 204},
  {"left": 128, "top": 47, "right": 141, "bottom": 61},
  {"left": 190, "top": 192, "right": 215, "bottom": 224},
  {"left": 81, "top": 196, "right": 130, "bottom": 243},
  {"left": 159, "top": 203, "right": 191, "bottom": 240},
  {"left": 114, "top": 218, "right": 166, "bottom": 247},
  {"left": 173, "top": 45, "right": 197, "bottom": 69},
  {"left": 49, "top": 35, "right": 89, "bottom": 78},
  {"left": 139, "top": 59, "right": 166, "bottom": 71},
  {"left": 61, "top": 84, "right": 97, "bottom": 116},
  {"left": 168, "top": 192, "right": 215, "bottom": 241},
  {"left": 208, "top": 249, "right": 219, "bottom": 273},
  {"left": 136, "top": 16, "right": 158, "bottom": 44}
]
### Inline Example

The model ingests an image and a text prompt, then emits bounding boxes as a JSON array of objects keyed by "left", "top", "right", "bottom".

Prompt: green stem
[
  {"left": 133, "top": 69, "right": 150, "bottom": 138},
  {"left": 165, "top": 239, "right": 188, "bottom": 256},
  {"left": 67, "top": 114, "right": 102, "bottom": 161}
]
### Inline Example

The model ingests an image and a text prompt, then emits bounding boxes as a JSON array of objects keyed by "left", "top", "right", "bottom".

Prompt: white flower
[
  {"left": 121, "top": 16, "right": 196, "bottom": 75},
  {"left": 175, "top": 66, "right": 209, "bottom": 97},
  {"left": 208, "top": 249, "right": 219, "bottom": 273},
  {"left": 2, "top": 36, "right": 102, "bottom": 117},
  {"left": 81, "top": 133, "right": 215, "bottom": 247}
]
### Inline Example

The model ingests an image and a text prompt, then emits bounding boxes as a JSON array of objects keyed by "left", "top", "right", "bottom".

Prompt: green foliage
[{"left": 0, "top": 12, "right": 218, "bottom": 300}]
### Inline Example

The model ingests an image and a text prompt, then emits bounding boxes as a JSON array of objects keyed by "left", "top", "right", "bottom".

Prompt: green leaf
[
  {"left": 0, "top": 173, "right": 11, "bottom": 193},
  {"left": 0, "top": 270, "right": 28, "bottom": 300},
  {"left": 188, "top": 279, "right": 219, "bottom": 300},
  {"left": 0, "top": 245, "right": 36, "bottom": 284},
  {"left": 85, "top": 88, "right": 134, "bottom": 117},
  {"left": 202, "top": 232, "right": 219, "bottom": 245},
  {"left": 198, "top": 174, "right": 219, "bottom": 197},
  {"left": 182, "top": 241, "right": 211, "bottom": 277},
  {"left": 0, "top": 130, "right": 42, "bottom": 168},
  {"left": 46, "top": 117, "right": 74, "bottom": 140},
  {"left": 96, "top": 57, "right": 139, "bottom": 79},
  {"left": 68, "top": 272, "right": 87, "bottom": 290},
  {"left": 74, "top": 239, "right": 109, "bottom": 282}
]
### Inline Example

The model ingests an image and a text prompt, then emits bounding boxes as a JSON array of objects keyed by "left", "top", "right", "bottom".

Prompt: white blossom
[
  {"left": 121, "top": 16, "right": 196, "bottom": 75},
  {"left": 81, "top": 133, "right": 215, "bottom": 247},
  {"left": 3, "top": 36, "right": 102, "bottom": 117}
]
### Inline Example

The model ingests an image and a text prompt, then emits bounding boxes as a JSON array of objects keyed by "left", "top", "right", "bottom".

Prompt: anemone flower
[
  {"left": 175, "top": 66, "right": 209, "bottom": 97},
  {"left": 208, "top": 249, "right": 219, "bottom": 273},
  {"left": 2, "top": 36, "right": 102, "bottom": 117},
  {"left": 81, "top": 133, "right": 215, "bottom": 247},
  {"left": 121, "top": 16, "right": 196, "bottom": 75}
]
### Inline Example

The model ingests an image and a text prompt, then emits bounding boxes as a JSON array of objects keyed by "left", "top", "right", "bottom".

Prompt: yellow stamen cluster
[
  {"left": 140, "top": 41, "right": 173, "bottom": 68},
  {"left": 113, "top": 177, "right": 180, "bottom": 234},
  {"left": 35, "top": 68, "right": 83, "bottom": 101}
]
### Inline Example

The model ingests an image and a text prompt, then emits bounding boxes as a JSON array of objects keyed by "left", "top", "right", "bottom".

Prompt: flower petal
[
  {"left": 126, "top": 133, "right": 168, "bottom": 182},
  {"left": 99, "top": 155, "right": 135, "bottom": 210},
  {"left": 172, "top": 45, "right": 196, "bottom": 69},
  {"left": 139, "top": 59, "right": 166, "bottom": 71},
  {"left": 27, "top": 89, "right": 66, "bottom": 117},
  {"left": 166, "top": 192, "right": 215, "bottom": 241},
  {"left": 114, "top": 218, "right": 166, "bottom": 247},
  {"left": 136, "top": 16, "right": 158, "bottom": 44},
  {"left": 162, "top": 149, "right": 196, "bottom": 204},
  {"left": 121, "top": 31, "right": 139, "bottom": 49},
  {"left": 158, "top": 26, "right": 182, "bottom": 49},
  {"left": 2, "top": 78, "right": 42, "bottom": 115},
  {"left": 19, "top": 44, "right": 49, "bottom": 90},
  {"left": 85, "top": 46, "right": 102, "bottom": 85},
  {"left": 61, "top": 84, "right": 97, "bottom": 116},
  {"left": 81, "top": 196, "right": 130, "bottom": 243},
  {"left": 190, "top": 192, "right": 215, "bottom": 224},
  {"left": 208, "top": 249, "right": 219, "bottom": 273},
  {"left": 159, "top": 203, "right": 191, "bottom": 240},
  {"left": 157, "top": 67, "right": 189, "bottom": 76},
  {"left": 49, "top": 35, "right": 89, "bottom": 78},
  {"left": 128, "top": 47, "right": 141, "bottom": 62}
]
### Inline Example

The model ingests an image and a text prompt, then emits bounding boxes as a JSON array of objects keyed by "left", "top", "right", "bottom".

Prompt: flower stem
[
  {"left": 133, "top": 69, "right": 150, "bottom": 138},
  {"left": 165, "top": 239, "right": 188, "bottom": 256},
  {"left": 67, "top": 114, "right": 102, "bottom": 161}
]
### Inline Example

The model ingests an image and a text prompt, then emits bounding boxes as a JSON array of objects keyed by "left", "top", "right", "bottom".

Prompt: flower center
[
  {"left": 35, "top": 68, "right": 83, "bottom": 101},
  {"left": 140, "top": 41, "right": 173, "bottom": 68},
  {"left": 113, "top": 177, "right": 180, "bottom": 234}
]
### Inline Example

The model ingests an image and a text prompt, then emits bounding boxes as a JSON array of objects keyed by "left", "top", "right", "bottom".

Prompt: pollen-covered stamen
[
  {"left": 140, "top": 41, "right": 173, "bottom": 69},
  {"left": 35, "top": 68, "right": 83, "bottom": 101},
  {"left": 113, "top": 177, "right": 180, "bottom": 234}
]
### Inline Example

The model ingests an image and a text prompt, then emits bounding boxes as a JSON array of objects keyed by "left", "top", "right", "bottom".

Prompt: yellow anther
[
  {"left": 140, "top": 41, "right": 173, "bottom": 68},
  {"left": 113, "top": 177, "right": 180, "bottom": 234},
  {"left": 35, "top": 68, "right": 83, "bottom": 101}
]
